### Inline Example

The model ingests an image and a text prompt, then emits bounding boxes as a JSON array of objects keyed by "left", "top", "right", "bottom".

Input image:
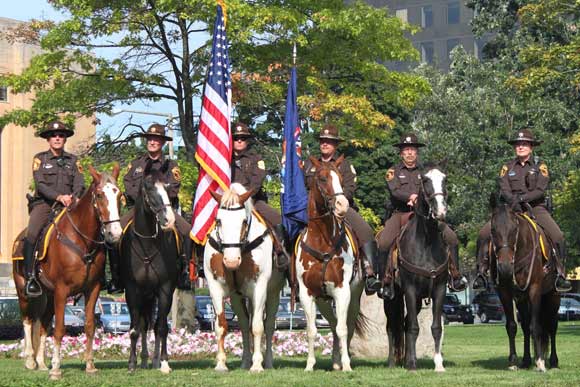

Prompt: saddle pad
[
  {"left": 520, "top": 214, "right": 549, "bottom": 261},
  {"left": 36, "top": 208, "right": 67, "bottom": 261},
  {"left": 294, "top": 225, "right": 357, "bottom": 258},
  {"left": 251, "top": 209, "right": 269, "bottom": 227},
  {"left": 120, "top": 219, "right": 182, "bottom": 255}
]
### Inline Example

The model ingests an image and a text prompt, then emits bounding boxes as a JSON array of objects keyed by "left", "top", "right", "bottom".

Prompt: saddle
[{"left": 11, "top": 208, "right": 67, "bottom": 262}]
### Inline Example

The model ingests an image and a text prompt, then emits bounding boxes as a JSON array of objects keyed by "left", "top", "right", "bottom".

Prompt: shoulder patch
[
  {"left": 500, "top": 165, "right": 508, "bottom": 177},
  {"left": 76, "top": 160, "right": 83, "bottom": 173},
  {"left": 386, "top": 168, "right": 395, "bottom": 182},
  {"left": 257, "top": 160, "right": 265, "bottom": 170},
  {"left": 33, "top": 157, "right": 41, "bottom": 172},
  {"left": 127, "top": 162, "right": 132, "bottom": 171},
  {"left": 539, "top": 163, "right": 549, "bottom": 177},
  {"left": 171, "top": 166, "right": 182, "bottom": 182}
]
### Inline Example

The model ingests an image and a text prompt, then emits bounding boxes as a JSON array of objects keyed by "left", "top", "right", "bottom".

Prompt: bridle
[
  {"left": 311, "top": 166, "right": 345, "bottom": 220},
  {"left": 133, "top": 183, "right": 172, "bottom": 239},
  {"left": 416, "top": 174, "right": 447, "bottom": 219},
  {"left": 208, "top": 205, "right": 269, "bottom": 255}
]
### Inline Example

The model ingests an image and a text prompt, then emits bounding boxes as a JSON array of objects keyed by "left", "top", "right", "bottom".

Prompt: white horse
[
  {"left": 296, "top": 157, "right": 364, "bottom": 372},
  {"left": 204, "top": 183, "right": 285, "bottom": 372}
]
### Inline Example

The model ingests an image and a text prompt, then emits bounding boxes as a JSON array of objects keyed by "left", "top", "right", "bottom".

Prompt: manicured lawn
[{"left": 0, "top": 322, "right": 579, "bottom": 386}]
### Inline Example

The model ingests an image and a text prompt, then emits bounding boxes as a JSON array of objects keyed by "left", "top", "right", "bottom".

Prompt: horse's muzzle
[
  {"left": 105, "top": 223, "right": 123, "bottom": 243},
  {"left": 223, "top": 255, "right": 241, "bottom": 270}
]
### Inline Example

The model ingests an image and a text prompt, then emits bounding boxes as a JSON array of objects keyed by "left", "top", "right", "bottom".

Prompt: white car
[{"left": 558, "top": 297, "right": 580, "bottom": 321}]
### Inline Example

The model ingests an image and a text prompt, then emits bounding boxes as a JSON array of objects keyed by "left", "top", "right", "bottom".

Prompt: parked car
[
  {"left": 472, "top": 290, "right": 504, "bottom": 323},
  {"left": 315, "top": 311, "right": 330, "bottom": 328},
  {"left": 561, "top": 293, "right": 580, "bottom": 303},
  {"left": 558, "top": 297, "right": 580, "bottom": 321},
  {"left": 61, "top": 306, "right": 85, "bottom": 335},
  {"left": 0, "top": 296, "right": 23, "bottom": 340},
  {"left": 443, "top": 294, "right": 474, "bottom": 324},
  {"left": 275, "top": 298, "right": 307, "bottom": 330},
  {"left": 99, "top": 302, "right": 131, "bottom": 334},
  {"left": 195, "top": 296, "right": 238, "bottom": 331}
]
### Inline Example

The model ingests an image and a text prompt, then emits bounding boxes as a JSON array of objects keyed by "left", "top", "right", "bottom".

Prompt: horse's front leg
[
  {"left": 125, "top": 284, "right": 141, "bottom": 372},
  {"left": 333, "top": 286, "right": 352, "bottom": 372},
  {"left": 263, "top": 279, "right": 282, "bottom": 369},
  {"left": 83, "top": 282, "right": 101, "bottom": 374},
  {"left": 36, "top": 316, "right": 51, "bottom": 371},
  {"left": 516, "top": 299, "right": 532, "bottom": 369},
  {"left": 49, "top": 287, "right": 68, "bottom": 380},
  {"left": 497, "top": 288, "right": 519, "bottom": 369},
  {"left": 431, "top": 283, "right": 446, "bottom": 372},
  {"left": 250, "top": 277, "right": 268, "bottom": 373},
  {"left": 155, "top": 284, "right": 174, "bottom": 374},
  {"left": 229, "top": 292, "right": 252, "bottom": 369},
  {"left": 208, "top": 278, "right": 229, "bottom": 372},
  {"left": 298, "top": 279, "right": 318, "bottom": 372},
  {"left": 529, "top": 287, "right": 546, "bottom": 372},
  {"left": 403, "top": 290, "right": 420, "bottom": 371},
  {"left": 317, "top": 300, "right": 339, "bottom": 369}
]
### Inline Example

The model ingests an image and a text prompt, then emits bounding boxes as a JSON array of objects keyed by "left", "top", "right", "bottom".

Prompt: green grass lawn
[{"left": 1, "top": 322, "right": 579, "bottom": 387}]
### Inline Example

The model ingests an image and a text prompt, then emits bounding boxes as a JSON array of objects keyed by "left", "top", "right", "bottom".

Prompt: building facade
[{"left": 0, "top": 17, "right": 95, "bottom": 275}]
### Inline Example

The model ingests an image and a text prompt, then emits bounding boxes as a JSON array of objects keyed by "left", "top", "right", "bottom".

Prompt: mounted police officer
[
  {"left": 473, "top": 128, "right": 572, "bottom": 292},
  {"left": 230, "top": 122, "right": 290, "bottom": 269},
  {"left": 303, "top": 124, "right": 382, "bottom": 295},
  {"left": 378, "top": 133, "right": 466, "bottom": 299},
  {"left": 107, "top": 123, "right": 192, "bottom": 293},
  {"left": 23, "top": 121, "right": 85, "bottom": 297}
]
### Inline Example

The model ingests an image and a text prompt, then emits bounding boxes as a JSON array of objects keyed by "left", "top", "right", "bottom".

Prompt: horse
[
  {"left": 295, "top": 155, "right": 363, "bottom": 372},
  {"left": 12, "top": 164, "right": 122, "bottom": 380},
  {"left": 204, "top": 183, "right": 284, "bottom": 372},
  {"left": 488, "top": 195, "right": 560, "bottom": 372},
  {"left": 382, "top": 162, "right": 450, "bottom": 372},
  {"left": 120, "top": 160, "right": 179, "bottom": 373}
]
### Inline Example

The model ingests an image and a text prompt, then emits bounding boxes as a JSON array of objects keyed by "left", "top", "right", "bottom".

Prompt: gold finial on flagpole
[{"left": 217, "top": 0, "right": 227, "bottom": 25}]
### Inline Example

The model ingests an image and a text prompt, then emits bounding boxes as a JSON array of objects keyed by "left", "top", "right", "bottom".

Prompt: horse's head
[
  {"left": 309, "top": 155, "right": 349, "bottom": 219},
  {"left": 420, "top": 161, "right": 448, "bottom": 221},
  {"left": 88, "top": 163, "right": 123, "bottom": 243},
  {"left": 209, "top": 183, "right": 254, "bottom": 271},
  {"left": 490, "top": 193, "right": 519, "bottom": 276},
  {"left": 141, "top": 160, "right": 176, "bottom": 231}
]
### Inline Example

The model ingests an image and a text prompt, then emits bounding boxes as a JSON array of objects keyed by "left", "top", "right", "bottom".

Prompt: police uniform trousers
[
  {"left": 345, "top": 208, "right": 374, "bottom": 245},
  {"left": 26, "top": 202, "right": 53, "bottom": 244},
  {"left": 120, "top": 208, "right": 192, "bottom": 239},
  {"left": 253, "top": 200, "right": 282, "bottom": 227},
  {"left": 378, "top": 211, "right": 459, "bottom": 253}
]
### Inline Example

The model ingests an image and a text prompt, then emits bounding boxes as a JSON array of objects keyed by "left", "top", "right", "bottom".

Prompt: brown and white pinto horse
[
  {"left": 296, "top": 156, "right": 363, "bottom": 372},
  {"left": 12, "top": 164, "right": 122, "bottom": 380},
  {"left": 204, "top": 183, "right": 284, "bottom": 372}
]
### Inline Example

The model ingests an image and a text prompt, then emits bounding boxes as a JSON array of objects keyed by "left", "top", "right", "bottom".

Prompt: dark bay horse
[
  {"left": 120, "top": 160, "right": 178, "bottom": 373},
  {"left": 12, "top": 164, "right": 122, "bottom": 379},
  {"left": 204, "top": 183, "right": 284, "bottom": 372},
  {"left": 383, "top": 162, "right": 449, "bottom": 372},
  {"left": 296, "top": 156, "right": 363, "bottom": 372},
  {"left": 489, "top": 195, "right": 560, "bottom": 372}
]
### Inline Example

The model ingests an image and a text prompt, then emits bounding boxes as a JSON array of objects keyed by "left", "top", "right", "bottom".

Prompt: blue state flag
[{"left": 281, "top": 67, "right": 308, "bottom": 240}]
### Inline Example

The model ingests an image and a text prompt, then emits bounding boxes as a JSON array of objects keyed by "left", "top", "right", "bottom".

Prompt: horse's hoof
[
  {"left": 435, "top": 366, "right": 446, "bottom": 373},
  {"left": 249, "top": 366, "right": 264, "bottom": 373},
  {"left": 160, "top": 361, "right": 172, "bottom": 374},
  {"left": 86, "top": 366, "right": 99, "bottom": 374},
  {"left": 304, "top": 367, "right": 314, "bottom": 372},
  {"left": 49, "top": 370, "right": 62, "bottom": 380},
  {"left": 240, "top": 359, "right": 251, "bottom": 370},
  {"left": 535, "top": 359, "right": 546, "bottom": 373},
  {"left": 37, "top": 364, "right": 49, "bottom": 372},
  {"left": 215, "top": 364, "right": 228, "bottom": 372},
  {"left": 508, "top": 365, "right": 519, "bottom": 371},
  {"left": 342, "top": 365, "right": 352, "bottom": 372},
  {"left": 332, "top": 363, "right": 341, "bottom": 371},
  {"left": 141, "top": 362, "right": 149, "bottom": 370},
  {"left": 24, "top": 359, "right": 37, "bottom": 370}
]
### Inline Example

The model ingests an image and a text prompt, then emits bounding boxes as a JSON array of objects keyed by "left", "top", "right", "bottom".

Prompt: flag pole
[{"left": 292, "top": 42, "right": 297, "bottom": 66}]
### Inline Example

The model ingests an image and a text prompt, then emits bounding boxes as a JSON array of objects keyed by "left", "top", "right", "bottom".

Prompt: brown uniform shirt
[
  {"left": 498, "top": 158, "right": 549, "bottom": 207},
  {"left": 32, "top": 150, "right": 85, "bottom": 205},
  {"left": 231, "top": 148, "right": 268, "bottom": 202},
  {"left": 124, "top": 155, "right": 181, "bottom": 208},
  {"left": 385, "top": 163, "right": 421, "bottom": 212},
  {"left": 303, "top": 154, "right": 357, "bottom": 206}
]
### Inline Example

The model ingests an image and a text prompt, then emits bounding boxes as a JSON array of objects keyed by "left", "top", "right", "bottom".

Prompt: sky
[{"left": 2, "top": 1, "right": 189, "bottom": 149}]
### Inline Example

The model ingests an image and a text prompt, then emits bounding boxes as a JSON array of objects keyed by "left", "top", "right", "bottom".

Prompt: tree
[{"left": 0, "top": 0, "right": 428, "bottom": 159}]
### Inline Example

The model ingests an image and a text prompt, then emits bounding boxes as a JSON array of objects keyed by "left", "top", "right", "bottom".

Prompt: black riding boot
[
  {"left": 472, "top": 239, "right": 490, "bottom": 291},
  {"left": 273, "top": 224, "right": 291, "bottom": 271},
  {"left": 448, "top": 244, "right": 467, "bottom": 292},
  {"left": 107, "top": 247, "right": 124, "bottom": 294},
  {"left": 177, "top": 238, "right": 193, "bottom": 290},
  {"left": 362, "top": 241, "right": 382, "bottom": 295},
  {"left": 381, "top": 248, "right": 395, "bottom": 300},
  {"left": 554, "top": 242, "right": 572, "bottom": 293},
  {"left": 23, "top": 239, "right": 42, "bottom": 298}
]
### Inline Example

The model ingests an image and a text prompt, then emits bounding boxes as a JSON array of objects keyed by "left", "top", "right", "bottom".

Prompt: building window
[
  {"left": 421, "top": 42, "right": 434, "bottom": 64},
  {"left": 447, "top": 38, "right": 462, "bottom": 58},
  {"left": 395, "top": 8, "right": 408, "bottom": 23},
  {"left": 447, "top": 2, "right": 460, "bottom": 25},
  {"left": 422, "top": 5, "right": 433, "bottom": 28},
  {"left": 0, "top": 86, "right": 7, "bottom": 102}
]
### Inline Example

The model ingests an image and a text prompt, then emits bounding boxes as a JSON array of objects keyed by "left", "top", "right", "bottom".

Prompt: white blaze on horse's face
[
  {"left": 218, "top": 205, "right": 247, "bottom": 270},
  {"left": 330, "top": 170, "right": 349, "bottom": 218},
  {"left": 155, "top": 182, "right": 175, "bottom": 230},
  {"left": 102, "top": 182, "right": 123, "bottom": 243},
  {"left": 424, "top": 169, "right": 447, "bottom": 220}
]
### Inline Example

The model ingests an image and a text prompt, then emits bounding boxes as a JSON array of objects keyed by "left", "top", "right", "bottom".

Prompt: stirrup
[
  {"left": 472, "top": 273, "right": 488, "bottom": 290},
  {"left": 380, "top": 283, "right": 395, "bottom": 300},
  {"left": 275, "top": 251, "right": 290, "bottom": 271},
  {"left": 555, "top": 276, "right": 572, "bottom": 293},
  {"left": 448, "top": 276, "right": 467, "bottom": 292},
  {"left": 25, "top": 278, "right": 42, "bottom": 298},
  {"left": 107, "top": 281, "right": 124, "bottom": 295}
]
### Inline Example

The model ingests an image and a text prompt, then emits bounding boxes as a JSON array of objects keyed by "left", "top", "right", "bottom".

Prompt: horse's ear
[
  {"left": 439, "top": 157, "right": 448, "bottom": 170},
  {"left": 111, "top": 162, "right": 120, "bottom": 181},
  {"left": 335, "top": 154, "right": 345, "bottom": 167},
  {"left": 239, "top": 189, "right": 255, "bottom": 205},
  {"left": 489, "top": 192, "right": 498, "bottom": 210},
  {"left": 88, "top": 165, "right": 100, "bottom": 182},
  {"left": 309, "top": 156, "right": 321, "bottom": 169},
  {"left": 209, "top": 189, "right": 223, "bottom": 205}
]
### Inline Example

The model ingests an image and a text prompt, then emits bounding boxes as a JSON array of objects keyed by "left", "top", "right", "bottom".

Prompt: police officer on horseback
[
  {"left": 303, "top": 124, "right": 382, "bottom": 295},
  {"left": 107, "top": 123, "right": 192, "bottom": 293},
  {"left": 378, "top": 133, "right": 466, "bottom": 299},
  {"left": 473, "top": 128, "right": 572, "bottom": 292},
  {"left": 23, "top": 121, "right": 85, "bottom": 297},
  {"left": 230, "top": 122, "right": 291, "bottom": 270}
]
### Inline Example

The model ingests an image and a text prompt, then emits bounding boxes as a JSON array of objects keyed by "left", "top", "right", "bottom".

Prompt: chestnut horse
[
  {"left": 12, "top": 164, "right": 122, "bottom": 380},
  {"left": 489, "top": 195, "right": 560, "bottom": 372},
  {"left": 296, "top": 156, "right": 363, "bottom": 372},
  {"left": 204, "top": 183, "right": 284, "bottom": 372}
]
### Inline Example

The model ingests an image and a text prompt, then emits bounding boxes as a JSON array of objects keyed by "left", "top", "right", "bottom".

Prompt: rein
[{"left": 208, "top": 205, "right": 270, "bottom": 255}]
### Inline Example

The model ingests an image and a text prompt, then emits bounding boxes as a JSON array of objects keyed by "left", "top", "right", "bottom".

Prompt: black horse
[
  {"left": 120, "top": 160, "right": 178, "bottom": 374},
  {"left": 384, "top": 162, "right": 450, "bottom": 372},
  {"left": 489, "top": 194, "right": 560, "bottom": 372}
]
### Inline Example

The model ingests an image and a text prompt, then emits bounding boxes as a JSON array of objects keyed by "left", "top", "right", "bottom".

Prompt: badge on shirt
[
  {"left": 172, "top": 166, "right": 182, "bottom": 182},
  {"left": 385, "top": 168, "right": 395, "bottom": 182},
  {"left": 257, "top": 160, "right": 265, "bottom": 170},
  {"left": 508, "top": 171, "right": 516, "bottom": 177},
  {"left": 32, "top": 157, "right": 41, "bottom": 172},
  {"left": 350, "top": 165, "right": 357, "bottom": 175},
  {"left": 76, "top": 160, "right": 83, "bottom": 173},
  {"left": 135, "top": 166, "right": 143, "bottom": 174},
  {"left": 44, "top": 164, "right": 53, "bottom": 169},
  {"left": 539, "top": 163, "right": 549, "bottom": 177},
  {"left": 500, "top": 165, "right": 508, "bottom": 177}
]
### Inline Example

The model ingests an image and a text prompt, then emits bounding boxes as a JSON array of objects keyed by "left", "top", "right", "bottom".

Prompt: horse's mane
[{"left": 222, "top": 183, "right": 254, "bottom": 212}]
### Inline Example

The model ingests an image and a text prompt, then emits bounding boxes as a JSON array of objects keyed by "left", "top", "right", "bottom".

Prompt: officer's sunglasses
[
  {"left": 49, "top": 132, "right": 67, "bottom": 139},
  {"left": 233, "top": 137, "right": 247, "bottom": 142}
]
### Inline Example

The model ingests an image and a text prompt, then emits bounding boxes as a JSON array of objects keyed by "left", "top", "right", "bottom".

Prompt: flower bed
[{"left": 0, "top": 329, "right": 333, "bottom": 359}]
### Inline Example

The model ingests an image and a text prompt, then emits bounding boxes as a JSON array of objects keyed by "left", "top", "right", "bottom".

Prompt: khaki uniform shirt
[
  {"left": 124, "top": 155, "right": 181, "bottom": 208},
  {"left": 32, "top": 150, "right": 85, "bottom": 205},
  {"left": 231, "top": 148, "right": 268, "bottom": 202},
  {"left": 385, "top": 163, "right": 421, "bottom": 212},
  {"left": 498, "top": 158, "right": 549, "bottom": 207},
  {"left": 303, "top": 154, "right": 357, "bottom": 206}
]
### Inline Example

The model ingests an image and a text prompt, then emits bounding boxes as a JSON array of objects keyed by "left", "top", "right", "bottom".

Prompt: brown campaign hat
[
  {"left": 38, "top": 121, "right": 75, "bottom": 139},
  {"left": 317, "top": 124, "right": 343, "bottom": 142},
  {"left": 393, "top": 133, "right": 425, "bottom": 148},
  {"left": 142, "top": 123, "right": 172, "bottom": 141},
  {"left": 232, "top": 122, "right": 253, "bottom": 139},
  {"left": 507, "top": 128, "right": 542, "bottom": 146}
]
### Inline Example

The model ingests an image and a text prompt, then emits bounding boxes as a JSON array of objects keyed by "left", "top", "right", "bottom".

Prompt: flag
[
  {"left": 191, "top": 4, "right": 232, "bottom": 244},
  {"left": 280, "top": 67, "right": 308, "bottom": 240}
]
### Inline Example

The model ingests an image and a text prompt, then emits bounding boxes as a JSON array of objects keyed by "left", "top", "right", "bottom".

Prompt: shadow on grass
[{"left": 471, "top": 357, "right": 510, "bottom": 370}]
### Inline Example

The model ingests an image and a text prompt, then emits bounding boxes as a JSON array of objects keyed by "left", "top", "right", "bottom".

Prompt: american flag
[{"left": 191, "top": 3, "right": 232, "bottom": 244}]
